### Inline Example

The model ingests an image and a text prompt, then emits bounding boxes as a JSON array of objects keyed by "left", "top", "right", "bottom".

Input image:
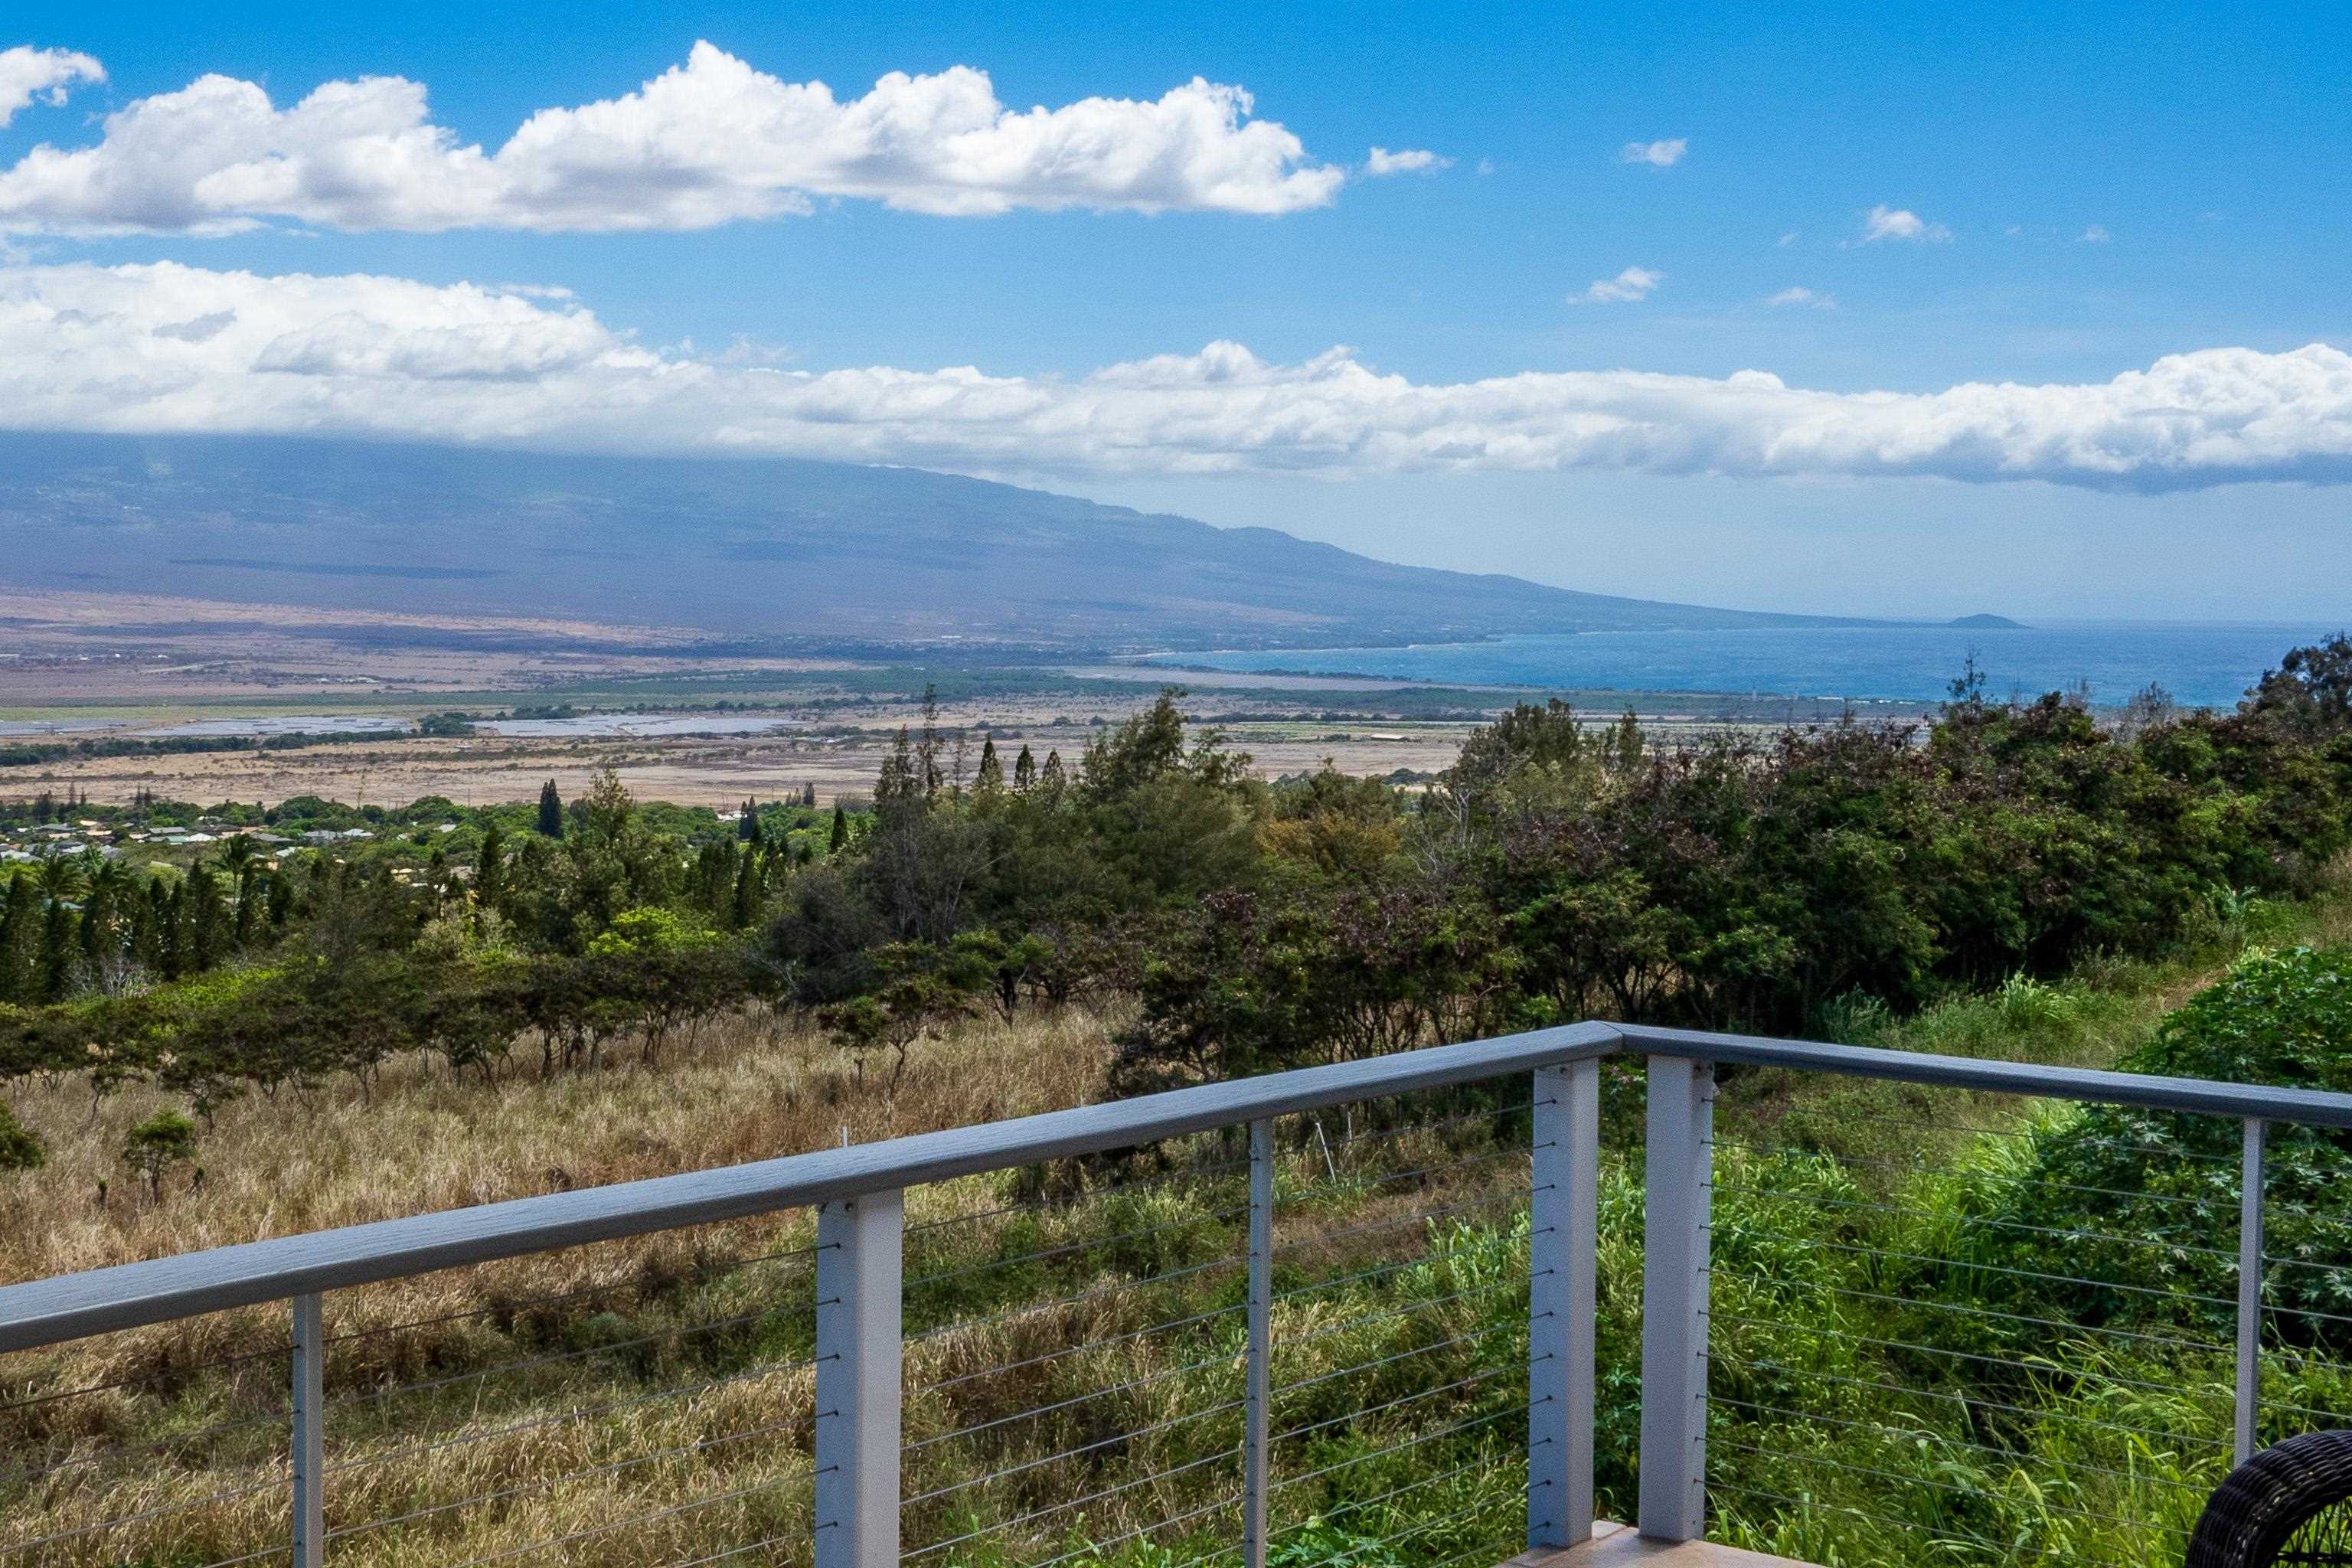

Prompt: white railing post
[
  {"left": 1243, "top": 1119, "right": 1274, "bottom": 1568},
  {"left": 2237, "top": 1118, "right": 2267, "bottom": 1465},
  {"left": 1530, "top": 1060, "right": 1600, "bottom": 1549},
  {"left": 1638, "top": 1057, "right": 1712, "bottom": 1542},
  {"left": 290, "top": 1292, "right": 325, "bottom": 1568},
  {"left": 815, "top": 1190, "right": 903, "bottom": 1568}
]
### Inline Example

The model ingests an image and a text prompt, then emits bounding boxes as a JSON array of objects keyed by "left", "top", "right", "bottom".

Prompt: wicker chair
[{"left": 2190, "top": 1432, "right": 2352, "bottom": 1566}]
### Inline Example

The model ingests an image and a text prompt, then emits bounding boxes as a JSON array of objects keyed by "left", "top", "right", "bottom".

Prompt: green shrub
[
  {"left": 0, "top": 1095, "right": 41, "bottom": 1172},
  {"left": 121, "top": 1106, "right": 200, "bottom": 1202},
  {"left": 1994, "top": 946, "right": 2352, "bottom": 1348}
]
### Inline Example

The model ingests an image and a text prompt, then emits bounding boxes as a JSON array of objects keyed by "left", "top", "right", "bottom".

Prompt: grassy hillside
[{"left": 5, "top": 888, "right": 2350, "bottom": 1568}]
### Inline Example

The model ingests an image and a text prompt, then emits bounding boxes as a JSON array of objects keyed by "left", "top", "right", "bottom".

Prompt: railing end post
[
  {"left": 290, "top": 1292, "right": 325, "bottom": 1568},
  {"left": 815, "top": 1189, "right": 903, "bottom": 1568},
  {"left": 1530, "top": 1059, "right": 1599, "bottom": 1550},
  {"left": 1637, "top": 1055, "right": 1712, "bottom": 1543}
]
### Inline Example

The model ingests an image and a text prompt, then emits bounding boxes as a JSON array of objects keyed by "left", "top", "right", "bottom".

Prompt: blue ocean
[{"left": 1147, "top": 622, "right": 2348, "bottom": 710}]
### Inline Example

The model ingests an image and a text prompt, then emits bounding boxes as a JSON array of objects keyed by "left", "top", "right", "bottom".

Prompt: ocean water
[{"left": 1147, "top": 622, "right": 2348, "bottom": 710}]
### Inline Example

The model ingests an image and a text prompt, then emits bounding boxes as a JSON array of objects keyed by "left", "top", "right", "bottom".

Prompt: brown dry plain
[
  {"left": 0, "top": 728, "right": 1487, "bottom": 809},
  {"left": 0, "top": 586, "right": 1902, "bottom": 806}
]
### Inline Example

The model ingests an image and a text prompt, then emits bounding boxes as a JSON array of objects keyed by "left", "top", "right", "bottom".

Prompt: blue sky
[{"left": 2, "top": 1, "right": 2347, "bottom": 619}]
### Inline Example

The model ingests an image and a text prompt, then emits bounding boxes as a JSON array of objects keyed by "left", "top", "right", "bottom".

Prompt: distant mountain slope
[{"left": 0, "top": 433, "right": 1865, "bottom": 650}]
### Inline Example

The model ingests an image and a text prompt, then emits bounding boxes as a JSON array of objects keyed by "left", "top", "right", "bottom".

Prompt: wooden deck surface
[{"left": 1504, "top": 1521, "right": 1818, "bottom": 1568}]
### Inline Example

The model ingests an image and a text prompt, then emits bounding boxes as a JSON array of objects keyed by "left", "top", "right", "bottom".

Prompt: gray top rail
[
  {"left": 1619, "top": 1024, "right": 2352, "bottom": 1129},
  {"left": 0, "top": 1021, "right": 1619, "bottom": 1355},
  {"left": 8, "top": 1017, "right": 2352, "bottom": 1357}
]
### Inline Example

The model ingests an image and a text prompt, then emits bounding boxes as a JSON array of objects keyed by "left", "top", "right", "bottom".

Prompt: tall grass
[{"left": 5, "top": 888, "right": 2350, "bottom": 1567}]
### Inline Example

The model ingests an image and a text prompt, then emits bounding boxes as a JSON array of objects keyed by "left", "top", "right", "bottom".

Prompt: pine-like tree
[
  {"left": 185, "top": 867, "right": 229, "bottom": 973},
  {"left": 537, "top": 779, "right": 564, "bottom": 838},
  {"left": 79, "top": 874, "right": 109, "bottom": 973},
  {"left": 1612, "top": 709, "right": 1645, "bottom": 769},
  {"left": 730, "top": 849, "right": 761, "bottom": 929},
  {"left": 916, "top": 684, "right": 944, "bottom": 800},
  {"left": 738, "top": 798, "right": 759, "bottom": 841},
  {"left": 127, "top": 881, "right": 160, "bottom": 976},
  {"left": 153, "top": 879, "right": 181, "bottom": 980},
  {"left": 0, "top": 874, "right": 37, "bottom": 1003},
  {"left": 232, "top": 868, "right": 262, "bottom": 949},
  {"left": 828, "top": 803, "right": 849, "bottom": 854},
  {"left": 1013, "top": 744, "right": 1036, "bottom": 794},
  {"left": 475, "top": 823, "right": 506, "bottom": 910},
  {"left": 1038, "top": 749, "right": 1067, "bottom": 800},
  {"left": 39, "top": 892, "right": 76, "bottom": 1001},
  {"left": 877, "top": 729, "right": 917, "bottom": 805},
  {"left": 801, "top": 782, "right": 818, "bottom": 808},
  {"left": 975, "top": 737, "right": 1004, "bottom": 796}
]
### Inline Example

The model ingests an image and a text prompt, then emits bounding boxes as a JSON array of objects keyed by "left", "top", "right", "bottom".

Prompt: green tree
[
  {"left": 828, "top": 803, "right": 849, "bottom": 854},
  {"left": 1013, "top": 744, "right": 1037, "bottom": 794},
  {"left": 537, "top": 779, "right": 564, "bottom": 838},
  {"left": 475, "top": 822, "right": 507, "bottom": 911},
  {"left": 2246, "top": 633, "right": 2352, "bottom": 740},
  {"left": 817, "top": 941, "right": 984, "bottom": 1093},
  {"left": 0, "top": 1096, "right": 41, "bottom": 1173},
  {"left": 185, "top": 866, "right": 230, "bottom": 972},
  {"left": 121, "top": 1108, "right": 200, "bottom": 1204},
  {"left": 1611, "top": 708, "right": 1645, "bottom": 769},
  {"left": 730, "top": 848, "right": 763, "bottom": 930},
  {"left": 0, "top": 872, "right": 38, "bottom": 1003},
  {"left": 38, "top": 858, "right": 81, "bottom": 1002}
]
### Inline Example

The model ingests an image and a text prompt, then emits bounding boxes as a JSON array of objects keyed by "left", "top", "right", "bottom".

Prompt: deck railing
[{"left": 5, "top": 1020, "right": 2352, "bottom": 1568}]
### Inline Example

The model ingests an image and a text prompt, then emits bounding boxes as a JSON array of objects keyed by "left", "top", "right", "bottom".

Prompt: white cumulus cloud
[
  {"left": 1768, "top": 286, "right": 1834, "bottom": 309},
  {"left": 0, "top": 41, "right": 1347, "bottom": 234},
  {"left": 1364, "top": 146, "right": 1449, "bottom": 175},
  {"left": 3, "top": 261, "right": 2350, "bottom": 493},
  {"left": 1862, "top": 204, "right": 1952, "bottom": 243},
  {"left": 1619, "top": 138, "right": 1686, "bottom": 167},
  {"left": 0, "top": 44, "right": 103, "bottom": 127},
  {"left": 2081, "top": 224, "right": 2112, "bottom": 243},
  {"left": 1579, "top": 266, "right": 1662, "bottom": 303}
]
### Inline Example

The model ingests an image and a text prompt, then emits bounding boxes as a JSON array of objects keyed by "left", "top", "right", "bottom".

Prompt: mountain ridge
[{"left": 0, "top": 432, "right": 1874, "bottom": 652}]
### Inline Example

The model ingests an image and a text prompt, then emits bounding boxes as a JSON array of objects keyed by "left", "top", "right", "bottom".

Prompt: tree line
[{"left": 3, "top": 637, "right": 2351, "bottom": 1178}]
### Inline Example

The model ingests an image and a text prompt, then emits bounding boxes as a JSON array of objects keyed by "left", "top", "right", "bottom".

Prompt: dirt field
[{"left": 0, "top": 725, "right": 1483, "bottom": 808}]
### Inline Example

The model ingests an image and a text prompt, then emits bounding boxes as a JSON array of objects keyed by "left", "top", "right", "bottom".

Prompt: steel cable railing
[
  {"left": 897, "top": 1137, "right": 1256, "bottom": 1568},
  {"left": 14, "top": 1017, "right": 2352, "bottom": 1568},
  {"left": 1255, "top": 1092, "right": 1540, "bottom": 1568},
  {"left": 893, "top": 1084, "right": 1544, "bottom": 1568},
  {"left": 1699, "top": 1085, "right": 2247, "bottom": 1566}
]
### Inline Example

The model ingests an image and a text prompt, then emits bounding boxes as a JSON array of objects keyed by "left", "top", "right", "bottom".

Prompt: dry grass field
[{"left": 2, "top": 1004, "right": 1540, "bottom": 1568}]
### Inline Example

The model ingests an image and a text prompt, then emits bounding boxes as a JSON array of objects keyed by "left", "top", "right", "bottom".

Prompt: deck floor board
[{"left": 1505, "top": 1521, "right": 1818, "bottom": 1568}]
